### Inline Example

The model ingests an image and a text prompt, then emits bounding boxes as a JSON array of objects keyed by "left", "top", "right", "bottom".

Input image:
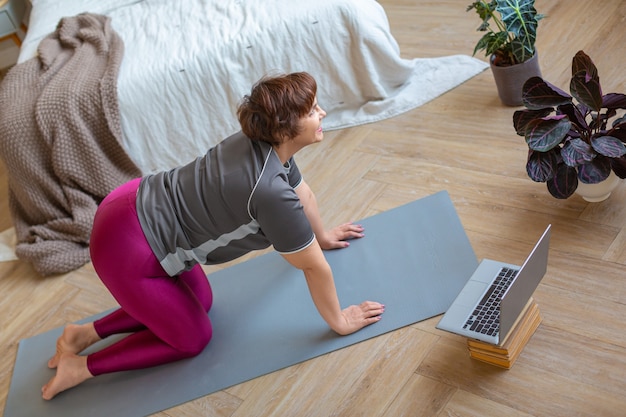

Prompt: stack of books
[{"left": 467, "top": 298, "right": 542, "bottom": 369}]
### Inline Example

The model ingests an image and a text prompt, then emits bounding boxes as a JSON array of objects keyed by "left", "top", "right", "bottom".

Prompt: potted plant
[
  {"left": 513, "top": 50, "right": 626, "bottom": 201},
  {"left": 467, "top": 0, "right": 544, "bottom": 106}
]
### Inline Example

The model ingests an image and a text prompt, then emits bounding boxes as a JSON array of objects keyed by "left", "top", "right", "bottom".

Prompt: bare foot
[
  {"left": 42, "top": 353, "right": 93, "bottom": 400},
  {"left": 48, "top": 323, "right": 101, "bottom": 369}
]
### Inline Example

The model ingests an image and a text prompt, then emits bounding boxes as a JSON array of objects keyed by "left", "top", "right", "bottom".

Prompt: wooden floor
[{"left": 2, "top": 1, "right": 626, "bottom": 415}]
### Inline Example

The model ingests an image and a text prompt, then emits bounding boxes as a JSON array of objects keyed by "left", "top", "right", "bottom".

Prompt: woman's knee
[{"left": 174, "top": 319, "right": 213, "bottom": 357}]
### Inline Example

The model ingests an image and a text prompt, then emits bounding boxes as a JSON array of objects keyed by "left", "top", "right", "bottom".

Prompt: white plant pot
[{"left": 575, "top": 172, "right": 621, "bottom": 202}]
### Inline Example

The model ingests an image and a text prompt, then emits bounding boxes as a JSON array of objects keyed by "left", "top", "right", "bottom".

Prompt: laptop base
[{"left": 466, "top": 298, "right": 542, "bottom": 369}]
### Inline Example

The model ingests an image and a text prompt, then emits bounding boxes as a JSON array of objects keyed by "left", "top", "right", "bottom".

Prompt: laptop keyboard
[{"left": 463, "top": 267, "right": 519, "bottom": 336}]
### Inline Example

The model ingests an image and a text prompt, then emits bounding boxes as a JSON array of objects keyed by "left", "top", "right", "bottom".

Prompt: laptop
[{"left": 436, "top": 224, "right": 551, "bottom": 345}]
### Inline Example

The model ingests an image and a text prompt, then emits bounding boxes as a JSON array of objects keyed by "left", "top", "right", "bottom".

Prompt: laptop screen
[{"left": 499, "top": 225, "right": 551, "bottom": 340}]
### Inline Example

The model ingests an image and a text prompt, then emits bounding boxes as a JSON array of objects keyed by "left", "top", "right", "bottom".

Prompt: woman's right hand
[
  {"left": 281, "top": 241, "right": 384, "bottom": 336},
  {"left": 335, "top": 301, "right": 385, "bottom": 335}
]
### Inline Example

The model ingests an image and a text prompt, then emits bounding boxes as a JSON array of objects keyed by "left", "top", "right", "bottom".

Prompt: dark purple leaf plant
[{"left": 513, "top": 50, "right": 626, "bottom": 199}]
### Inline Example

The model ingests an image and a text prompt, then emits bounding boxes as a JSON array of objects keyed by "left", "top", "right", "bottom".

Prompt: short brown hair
[{"left": 237, "top": 72, "right": 317, "bottom": 146}]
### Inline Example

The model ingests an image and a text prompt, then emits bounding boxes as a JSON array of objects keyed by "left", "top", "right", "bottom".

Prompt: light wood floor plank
[
  {"left": 534, "top": 284, "right": 626, "bottom": 348},
  {"left": 441, "top": 389, "right": 535, "bottom": 417},
  {"left": 328, "top": 328, "right": 438, "bottom": 417},
  {"left": 418, "top": 337, "right": 626, "bottom": 417},
  {"left": 524, "top": 324, "right": 626, "bottom": 399},
  {"left": 380, "top": 374, "right": 456, "bottom": 417}
]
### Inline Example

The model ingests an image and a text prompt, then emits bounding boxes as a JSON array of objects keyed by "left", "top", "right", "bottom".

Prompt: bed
[{"left": 0, "top": 0, "right": 487, "bottom": 275}]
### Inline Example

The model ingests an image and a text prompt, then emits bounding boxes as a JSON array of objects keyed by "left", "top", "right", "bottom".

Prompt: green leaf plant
[
  {"left": 513, "top": 51, "right": 626, "bottom": 199},
  {"left": 467, "top": 0, "right": 544, "bottom": 66}
]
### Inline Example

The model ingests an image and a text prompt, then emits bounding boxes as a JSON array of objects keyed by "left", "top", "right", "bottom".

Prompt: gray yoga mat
[{"left": 4, "top": 190, "right": 479, "bottom": 417}]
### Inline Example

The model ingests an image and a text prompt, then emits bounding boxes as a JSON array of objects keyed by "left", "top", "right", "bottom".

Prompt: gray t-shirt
[{"left": 136, "top": 131, "right": 315, "bottom": 276}]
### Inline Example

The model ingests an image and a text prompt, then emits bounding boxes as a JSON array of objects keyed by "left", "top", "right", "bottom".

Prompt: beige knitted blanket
[{"left": 0, "top": 13, "right": 141, "bottom": 276}]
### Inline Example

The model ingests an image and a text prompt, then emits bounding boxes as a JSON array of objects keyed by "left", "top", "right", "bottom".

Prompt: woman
[{"left": 42, "top": 72, "right": 384, "bottom": 400}]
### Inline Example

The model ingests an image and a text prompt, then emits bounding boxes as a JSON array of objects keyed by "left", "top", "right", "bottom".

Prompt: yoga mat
[{"left": 4, "top": 190, "right": 479, "bottom": 417}]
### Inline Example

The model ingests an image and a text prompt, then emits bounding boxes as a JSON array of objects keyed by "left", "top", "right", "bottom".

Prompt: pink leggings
[{"left": 87, "top": 178, "right": 213, "bottom": 376}]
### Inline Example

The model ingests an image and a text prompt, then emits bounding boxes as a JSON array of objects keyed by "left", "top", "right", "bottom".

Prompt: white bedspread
[{"left": 19, "top": 0, "right": 487, "bottom": 173}]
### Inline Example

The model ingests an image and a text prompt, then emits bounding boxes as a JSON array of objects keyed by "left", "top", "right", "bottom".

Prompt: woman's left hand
[{"left": 318, "top": 222, "right": 364, "bottom": 250}]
